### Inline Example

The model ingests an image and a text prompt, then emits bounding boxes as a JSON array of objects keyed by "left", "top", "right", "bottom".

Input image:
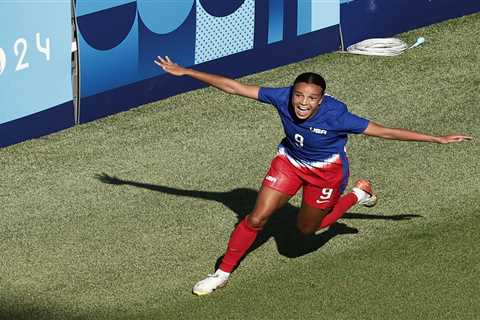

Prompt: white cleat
[
  {"left": 192, "top": 270, "right": 229, "bottom": 296},
  {"left": 352, "top": 179, "right": 378, "bottom": 207}
]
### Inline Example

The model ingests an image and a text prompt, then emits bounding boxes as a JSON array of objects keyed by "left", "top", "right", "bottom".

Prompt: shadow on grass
[
  {"left": 95, "top": 173, "right": 421, "bottom": 266},
  {"left": 0, "top": 299, "right": 89, "bottom": 320}
]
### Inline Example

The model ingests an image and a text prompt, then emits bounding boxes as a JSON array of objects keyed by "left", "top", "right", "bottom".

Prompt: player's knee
[
  {"left": 297, "top": 222, "right": 317, "bottom": 236},
  {"left": 246, "top": 213, "right": 269, "bottom": 229}
]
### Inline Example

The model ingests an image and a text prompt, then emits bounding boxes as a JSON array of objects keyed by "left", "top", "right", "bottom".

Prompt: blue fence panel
[
  {"left": 0, "top": 2, "right": 74, "bottom": 147},
  {"left": 76, "top": 0, "right": 341, "bottom": 123}
]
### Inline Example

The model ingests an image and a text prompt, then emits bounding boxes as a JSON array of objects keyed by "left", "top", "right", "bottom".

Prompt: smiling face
[{"left": 291, "top": 82, "right": 324, "bottom": 120}]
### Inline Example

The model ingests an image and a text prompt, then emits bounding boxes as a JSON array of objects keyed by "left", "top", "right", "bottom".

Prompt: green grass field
[{"left": 1, "top": 13, "right": 479, "bottom": 320}]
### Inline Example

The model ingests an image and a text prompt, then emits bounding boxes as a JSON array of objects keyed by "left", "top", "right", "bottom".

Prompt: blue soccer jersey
[{"left": 258, "top": 86, "right": 369, "bottom": 167}]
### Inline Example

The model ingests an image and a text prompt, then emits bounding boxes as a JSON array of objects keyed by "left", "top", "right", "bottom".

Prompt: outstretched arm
[
  {"left": 154, "top": 56, "right": 260, "bottom": 100},
  {"left": 363, "top": 122, "right": 472, "bottom": 144}
]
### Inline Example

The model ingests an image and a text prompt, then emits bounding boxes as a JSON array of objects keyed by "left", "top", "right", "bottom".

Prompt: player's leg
[
  {"left": 219, "top": 185, "right": 291, "bottom": 272},
  {"left": 296, "top": 201, "right": 330, "bottom": 235},
  {"left": 317, "top": 179, "right": 377, "bottom": 230},
  {"left": 300, "top": 157, "right": 377, "bottom": 231},
  {"left": 219, "top": 155, "right": 301, "bottom": 271},
  {"left": 192, "top": 186, "right": 291, "bottom": 296},
  {"left": 296, "top": 182, "right": 369, "bottom": 235},
  {"left": 192, "top": 156, "right": 300, "bottom": 295},
  {"left": 297, "top": 181, "right": 342, "bottom": 235}
]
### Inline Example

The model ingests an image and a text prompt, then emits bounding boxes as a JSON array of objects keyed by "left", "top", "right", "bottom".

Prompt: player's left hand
[{"left": 435, "top": 134, "right": 473, "bottom": 144}]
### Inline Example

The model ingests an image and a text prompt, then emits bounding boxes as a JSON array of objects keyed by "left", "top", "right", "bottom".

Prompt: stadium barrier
[
  {"left": 1, "top": 0, "right": 479, "bottom": 147},
  {"left": 75, "top": 0, "right": 341, "bottom": 123},
  {"left": 0, "top": 2, "right": 75, "bottom": 148},
  {"left": 340, "top": 0, "right": 480, "bottom": 47}
]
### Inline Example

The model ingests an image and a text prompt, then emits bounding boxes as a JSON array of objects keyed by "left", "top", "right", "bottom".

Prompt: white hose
[{"left": 346, "top": 37, "right": 425, "bottom": 56}]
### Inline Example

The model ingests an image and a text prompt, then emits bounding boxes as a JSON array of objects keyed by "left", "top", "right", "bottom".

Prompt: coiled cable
[{"left": 346, "top": 37, "right": 425, "bottom": 56}]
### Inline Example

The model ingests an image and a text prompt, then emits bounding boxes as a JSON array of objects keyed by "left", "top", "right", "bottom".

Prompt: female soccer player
[{"left": 154, "top": 56, "right": 471, "bottom": 296}]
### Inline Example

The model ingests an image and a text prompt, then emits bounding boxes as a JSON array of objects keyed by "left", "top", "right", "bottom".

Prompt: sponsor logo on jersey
[{"left": 309, "top": 127, "right": 328, "bottom": 135}]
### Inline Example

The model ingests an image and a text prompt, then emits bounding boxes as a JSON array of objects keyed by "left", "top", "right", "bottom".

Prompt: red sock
[
  {"left": 219, "top": 217, "right": 261, "bottom": 273},
  {"left": 319, "top": 192, "right": 358, "bottom": 229}
]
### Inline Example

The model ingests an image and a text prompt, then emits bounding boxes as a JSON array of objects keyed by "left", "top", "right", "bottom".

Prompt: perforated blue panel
[{"left": 195, "top": 0, "right": 255, "bottom": 64}]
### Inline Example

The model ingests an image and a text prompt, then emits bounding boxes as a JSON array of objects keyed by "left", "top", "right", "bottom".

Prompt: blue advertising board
[
  {"left": 76, "top": 0, "right": 342, "bottom": 123},
  {"left": 0, "top": 2, "right": 74, "bottom": 147}
]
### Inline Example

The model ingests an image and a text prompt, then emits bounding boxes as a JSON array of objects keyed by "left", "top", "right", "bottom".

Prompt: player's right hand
[{"left": 154, "top": 56, "right": 187, "bottom": 76}]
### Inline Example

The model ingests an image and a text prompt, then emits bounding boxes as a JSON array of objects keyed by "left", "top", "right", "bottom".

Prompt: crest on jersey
[{"left": 309, "top": 127, "right": 328, "bottom": 135}]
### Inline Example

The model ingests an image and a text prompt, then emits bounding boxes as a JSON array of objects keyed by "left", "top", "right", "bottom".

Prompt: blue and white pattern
[
  {"left": 278, "top": 145, "right": 341, "bottom": 169},
  {"left": 195, "top": 0, "right": 255, "bottom": 64}
]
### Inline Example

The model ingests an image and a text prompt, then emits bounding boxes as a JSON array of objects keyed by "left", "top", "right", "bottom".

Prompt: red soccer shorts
[{"left": 262, "top": 155, "right": 347, "bottom": 209}]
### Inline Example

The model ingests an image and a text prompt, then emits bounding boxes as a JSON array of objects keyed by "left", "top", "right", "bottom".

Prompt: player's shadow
[{"left": 95, "top": 173, "right": 421, "bottom": 265}]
